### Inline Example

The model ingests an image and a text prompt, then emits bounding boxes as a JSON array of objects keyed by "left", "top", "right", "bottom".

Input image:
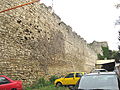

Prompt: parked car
[
  {"left": 54, "top": 72, "right": 85, "bottom": 87},
  {"left": 74, "top": 72, "right": 120, "bottom": 90},
  {"left": 90, "top": 69, "right": 108, "bottom": 73},
  {"left": 0, "top": 75, "right": 23, "bottom": 90}
]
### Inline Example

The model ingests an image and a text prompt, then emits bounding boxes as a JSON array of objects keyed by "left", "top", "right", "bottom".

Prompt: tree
[
  {"left": 115, "top": 4, "right": 120, "bottom": 63},
  {"left": 97, "top": 46, "right": 118, "bottom": 60}
]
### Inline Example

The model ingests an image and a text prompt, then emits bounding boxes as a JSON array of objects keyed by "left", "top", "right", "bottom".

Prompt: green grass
[
  {"left": 32, "top": 85, "right": 69, "bottom": 90},
  {"left": 25, "top": 76, "right": 69, "bottom": 90},
  {"left": 25, "top": 85, "right": 69, "bottom": 90}
]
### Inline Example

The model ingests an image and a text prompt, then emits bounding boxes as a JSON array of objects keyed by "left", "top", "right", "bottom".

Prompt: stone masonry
[
  {"left": 89, "top": 41, "right": 108, "bottom": 56},
  {"left": 0, "top": 0, "right": 104, "bottom": 86}
]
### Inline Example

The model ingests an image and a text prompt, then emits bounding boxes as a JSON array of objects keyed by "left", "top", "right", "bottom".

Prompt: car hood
[
  {"left": 55, "top": 77, "right": 64, "bottom": 82},
  {"left": 56, "top": 77, "right": 64, "bottom": 81}
]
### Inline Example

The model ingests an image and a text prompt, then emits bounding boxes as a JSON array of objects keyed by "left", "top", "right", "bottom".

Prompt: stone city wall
[
  {"left": 89, "top": 41, "right": 108, "bottom": 56},
  {"left": 0, "top": 0, "right": 98, "bottom": 86}
]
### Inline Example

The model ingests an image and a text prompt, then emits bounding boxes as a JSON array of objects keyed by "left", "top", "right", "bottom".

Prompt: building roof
[{"left": 96, "top": 59, "right": 115, "bottom": 65}]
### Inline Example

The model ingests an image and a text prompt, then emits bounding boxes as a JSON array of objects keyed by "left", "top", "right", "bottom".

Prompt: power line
[{"left": 0, "top": 0, "right": 40, "bottom": 13}]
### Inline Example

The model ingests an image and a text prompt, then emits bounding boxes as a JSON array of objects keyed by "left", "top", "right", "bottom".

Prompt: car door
[
  {"left": 63, "top": 73, "right": 76, "bottom": 85},
  {"left": 0, "top": 77, "right": 14, "bottom": 90},
  {"left": 74, "top": 73, "right": 82, "bottom": 84}
]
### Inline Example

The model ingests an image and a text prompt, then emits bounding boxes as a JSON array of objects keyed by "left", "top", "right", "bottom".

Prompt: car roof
[
  {"left": 86, "top": 72, "right": 116, "bottom": 76},
  {"left": 93, "top": 69, "right": 107, "bottom": 70}
]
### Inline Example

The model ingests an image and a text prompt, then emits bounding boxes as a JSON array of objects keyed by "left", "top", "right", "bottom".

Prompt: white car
[{"left": 74, "top": 72, "right": 120, "bottom": 90}]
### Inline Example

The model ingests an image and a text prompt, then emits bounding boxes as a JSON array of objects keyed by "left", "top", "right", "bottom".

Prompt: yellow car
[{"left": 54, "top": 72, "right": 85, "bottom": 87}]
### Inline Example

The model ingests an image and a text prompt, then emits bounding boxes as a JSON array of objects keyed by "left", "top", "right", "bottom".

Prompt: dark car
[{"left": 74, "top": 72, "right": 120, "bottom": 90}]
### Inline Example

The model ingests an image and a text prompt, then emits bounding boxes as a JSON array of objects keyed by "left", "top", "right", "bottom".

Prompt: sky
[{"left": 41, "top": 0, "right": 120, "bottom": 50}]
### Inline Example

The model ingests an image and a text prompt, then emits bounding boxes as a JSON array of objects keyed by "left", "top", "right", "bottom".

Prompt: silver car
[{"left": 74, "top": 72, "right": 120, "bottom": 90}]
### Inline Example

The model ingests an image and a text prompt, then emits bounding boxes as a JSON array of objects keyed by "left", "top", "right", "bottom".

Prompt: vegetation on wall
[{"left": 97, "top": 46, "right": 118, "bottom": 60}]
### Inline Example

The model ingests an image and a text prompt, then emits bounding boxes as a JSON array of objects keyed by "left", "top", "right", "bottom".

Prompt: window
[
  {"left": 65, "top": 73, "right": 74, "bottom": 78},
  {"left": 76, "top": 73, "right": 82, "bottom": 77},
  {"left": 79, "top": 74, "right": 119, "bottom": 89},
  {"left": 0, "top": 77, "right": 10, "bottom": 85}
]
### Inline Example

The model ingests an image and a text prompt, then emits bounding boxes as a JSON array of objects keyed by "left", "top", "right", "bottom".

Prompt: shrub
[
  {"left": 31, "top": 78, "right": 51, "bottom": 89},
  {"left": 25, "top": 76, "right": 69, "bottom": 90},
  {"left": 49, "top": 75, "right": 59, "bottom": 84}
]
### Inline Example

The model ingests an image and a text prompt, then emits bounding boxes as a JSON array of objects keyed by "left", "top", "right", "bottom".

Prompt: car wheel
[
  {"left": 11, "top": 88, "right": 17, "bottom": 90},
  {"left": 56, "top": 82, "right": 62, "bottom": 87}
]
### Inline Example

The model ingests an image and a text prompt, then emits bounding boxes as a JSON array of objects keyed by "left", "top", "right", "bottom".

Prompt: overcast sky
[{"left": 41, "top": 0, "right": 120, "bottom": 50}]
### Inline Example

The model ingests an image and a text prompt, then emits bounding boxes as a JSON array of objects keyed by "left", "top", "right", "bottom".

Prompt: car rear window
[{"left": 78, "top": 74, "right": 119, "bottom": 89}]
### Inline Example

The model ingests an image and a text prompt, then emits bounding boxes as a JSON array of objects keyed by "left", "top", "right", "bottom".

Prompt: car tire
[
  {"left": 56, "top": 82, "right": 62, "bottom": 87},
  {"left": 11, "top": 88, "right": 17, "bottom": 90}
]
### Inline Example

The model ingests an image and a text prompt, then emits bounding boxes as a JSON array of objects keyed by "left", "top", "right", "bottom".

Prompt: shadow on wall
[{"left": 22, "top": 30, "right": 66, "bottom": 75}]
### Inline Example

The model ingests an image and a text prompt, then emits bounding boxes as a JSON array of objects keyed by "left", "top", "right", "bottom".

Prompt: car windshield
[{"left": 78, "top": 74, "right": 119, "bottom": 89}]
